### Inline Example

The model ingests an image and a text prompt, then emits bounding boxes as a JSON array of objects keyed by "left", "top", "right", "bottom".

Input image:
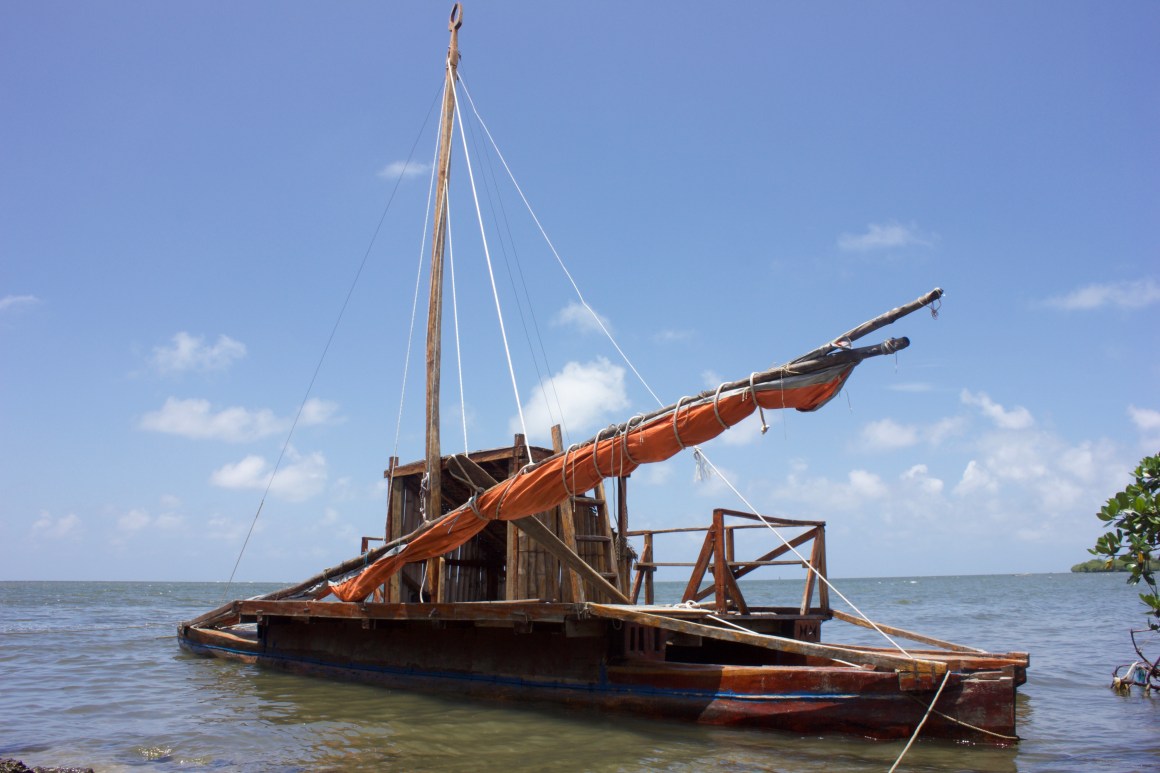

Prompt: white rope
[
  {"left": 387, "top": 92, "right": 444, "bottom": 509},
  {"left": 452, "top": 79, "right": 531, "bottom": 459},
  {"left": 889, "top": 670, "right": 951, "bottom": 773},
  {"left": 446, "top": 194, "right": 469, "bottom": 453},
  {"left": 458, "top": 76, "right": 664, "bottom": 410}
]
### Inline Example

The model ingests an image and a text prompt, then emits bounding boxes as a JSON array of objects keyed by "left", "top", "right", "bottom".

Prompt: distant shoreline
[{"left": 1070, "top": 558, "right": 1132, "bottom": 573}]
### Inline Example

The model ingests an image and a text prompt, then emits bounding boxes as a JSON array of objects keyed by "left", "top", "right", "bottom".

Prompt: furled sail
[{"left": 330, "top": 331, "right": 915, "bottom": 602}]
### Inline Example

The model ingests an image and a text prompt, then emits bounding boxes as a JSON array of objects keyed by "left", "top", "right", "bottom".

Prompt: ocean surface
[{"left": 1, "top": 574, "right": 1157, "bottom": 772}]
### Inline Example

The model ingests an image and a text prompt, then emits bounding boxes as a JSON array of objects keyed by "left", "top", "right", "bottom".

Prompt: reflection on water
[{"left": 0, "top": 576, "right": 1156, "bottom": 772}]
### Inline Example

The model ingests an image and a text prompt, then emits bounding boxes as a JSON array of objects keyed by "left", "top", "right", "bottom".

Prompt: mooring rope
[{"left": 889, "top": 670, "right": 951, "bottom": 773}]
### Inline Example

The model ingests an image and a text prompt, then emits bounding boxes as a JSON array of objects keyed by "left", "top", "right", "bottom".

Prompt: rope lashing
[
  {"left": 748, "top": 373, "right": 770, "bottom": 434},
  {"left": 672, "top": 396, "right": 691, "bottom": 449},
  {"left": 711, "top": 383, "right": 732, "bottom": 429},
  {"left": 560, "top": 443, "right": 580, "bottom": 498},
  {"left": 619, "top": 415, "right": 645, "bottom": 466}
]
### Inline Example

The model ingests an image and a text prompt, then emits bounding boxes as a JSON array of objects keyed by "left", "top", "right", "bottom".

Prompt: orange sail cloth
[{"left": 331, "top": 363, "right": 855, "bottom": 601}]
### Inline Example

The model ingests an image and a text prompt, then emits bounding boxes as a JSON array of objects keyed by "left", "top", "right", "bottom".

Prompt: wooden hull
[{"left": 178, "top": 601, "right": 1024, "bottom": 744}]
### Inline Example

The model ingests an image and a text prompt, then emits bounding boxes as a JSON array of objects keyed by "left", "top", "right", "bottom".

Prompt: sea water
[{"left": 1, "top": 574, "right": 1157, "bottom": 772}]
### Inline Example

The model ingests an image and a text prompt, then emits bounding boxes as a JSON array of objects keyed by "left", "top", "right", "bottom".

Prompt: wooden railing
[{"left": 626, "top": 509, "right": 829, "bottom": 615}]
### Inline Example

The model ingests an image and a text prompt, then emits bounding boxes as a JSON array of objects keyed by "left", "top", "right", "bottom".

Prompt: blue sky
[{"left": 2, "top": 2, "right": 1157, "bottom": 583}]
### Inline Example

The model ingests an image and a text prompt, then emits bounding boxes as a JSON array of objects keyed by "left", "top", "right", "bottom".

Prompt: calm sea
[{"left": 1, "top": 574, "right": 1157, "bottom": 772}]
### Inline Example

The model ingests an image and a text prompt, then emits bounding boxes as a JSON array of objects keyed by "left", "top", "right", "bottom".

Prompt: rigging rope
[
  {"left": 456, "top": 74, "right": 918, "bottom": 657},
  {"left": 452, "top": 79, "right": 531, "bottom": 458},
  {"left": 458, "top": 77, "right": 664, "bottom": 413},
  {"left": 221, "top": 81, "right": 444, "bottom": 599},
  {"left": 446, "top": 196, "right": 469, "bottom": 453}
]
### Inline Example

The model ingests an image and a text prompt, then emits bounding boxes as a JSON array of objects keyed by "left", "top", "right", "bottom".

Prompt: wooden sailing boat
[{"left": 179, "top": 5, "right": 1028, "bottom": 744}]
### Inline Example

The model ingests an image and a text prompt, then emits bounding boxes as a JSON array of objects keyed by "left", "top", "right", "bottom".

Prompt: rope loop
[
  {"left": 748, "top": 373, "right": 770, "bottom": 434},
  {"left": 561, "top": 444, "right": 581, "bottom": 498},
  {"left": 672, "top": 396, "right": 691, "bottom": 450},
  {"left": 712, "top": 383, "right": 732, "bottom": 430},
  {"left": 619, "top": 414, "right": 645, "bottom": 466}
]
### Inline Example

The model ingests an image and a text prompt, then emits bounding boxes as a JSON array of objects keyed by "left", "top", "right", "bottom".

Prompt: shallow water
[{"left": 1, "top": 574, "right": 1156, "bottom": 772}]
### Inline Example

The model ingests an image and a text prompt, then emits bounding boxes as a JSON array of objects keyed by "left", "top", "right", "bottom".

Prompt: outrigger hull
[{"left": 179, "top": 600, "right": 1026, "bottom": 743}]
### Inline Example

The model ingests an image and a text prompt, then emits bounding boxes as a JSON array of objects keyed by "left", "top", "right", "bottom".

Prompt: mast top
[{"left": 448, "top": 4, "right": 463, "bottom": 68}]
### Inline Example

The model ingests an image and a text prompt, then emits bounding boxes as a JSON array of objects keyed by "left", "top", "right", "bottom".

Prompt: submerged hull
[{"left": 178, "top": 600, "right": 1025, "bottom": 744}]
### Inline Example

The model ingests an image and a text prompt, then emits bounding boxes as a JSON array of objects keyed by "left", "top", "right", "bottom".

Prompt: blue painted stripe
[{"left": 180, "top": 636, "right": 868, "bottom": 704}]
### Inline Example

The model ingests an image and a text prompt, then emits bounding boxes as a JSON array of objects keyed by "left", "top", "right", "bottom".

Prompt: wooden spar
[
  {"left": 424, "top": 3, "right": 463, "bottom": 526},
  {"left": 790, "top": 287, "right": 942, "bottom": 365},
  {"left": 587, "top": 604, "right": 948, "bottom": 676},
  {"left": 831, "top": 610, "right": 988, "bottom": 654},
  {"left": 254, "top": 289, "right": 941, "bottom": 604}
]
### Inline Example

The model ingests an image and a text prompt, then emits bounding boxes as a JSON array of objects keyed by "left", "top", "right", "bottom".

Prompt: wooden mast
[{"left": 424, "top": 4, "right": 463, "bottom": 524}]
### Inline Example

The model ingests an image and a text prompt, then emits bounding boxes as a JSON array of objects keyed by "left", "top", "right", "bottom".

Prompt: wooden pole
[{"left": 424, "top": 3, "right": 463, "bottom": 526}]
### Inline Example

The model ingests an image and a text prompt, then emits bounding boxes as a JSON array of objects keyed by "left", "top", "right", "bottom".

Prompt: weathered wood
[
  {"left": 587, "top": 604, "right": 947, "bottom": 676},
  {"left": 513, "top": 515, "right": 630, "bottom": 604},
  {"left": 423, "top": 4, "right": 464, "bottom": 530},
  {"left": 790, "top": 287, "right": 943, "bottom": 366},
  {"left": 551, "top": 425, "right": 585, "bottom": 603},
  {"left": 831, "top": 610, "right": 988, "bottom": 654}
]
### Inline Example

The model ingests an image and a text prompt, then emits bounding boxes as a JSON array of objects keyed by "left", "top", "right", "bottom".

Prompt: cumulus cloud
[
  {"left": 859, "top": 416, "right": 965, "bottom": 451},
  {"left": 514, "top": 357, "right": 629, "bottom": 439},
  {"left": 152, "top": 332, "right": 246, "bottom": 374},
  {"left": 31, "top": 511, "right": 81, "bottom": 539},
  {"left": 838, "top": 222, "right": 931, "bottom": 252},
  {"left": 1129, "top": 405, "right": 1160, "bottom": 447},
  {"left": 378, "top": 160, "right": 430, "bottom": 179},
  {"left": 554, "top": 301, "right": 612, "bottom": 335},
  {"left": 0, "top": 294, "right": 41, "bottom": 313},
  {"left": 901, "top": 464, "right": 944, "bottom": 496},
  {"left": 1039, "top": 279, "right": 1160, "bottom": 311},
  {"left": 960, "top": 389, "right": 1033, "bottom": 430},
  {"left": 861, "top": 418, "right": 920, "bottom": 450},
  {"left": 210, "top": 449, "right": 328, "bottom": 502},
  {"left": 139, "top": 397, "right": 338, "bottom": 442}
]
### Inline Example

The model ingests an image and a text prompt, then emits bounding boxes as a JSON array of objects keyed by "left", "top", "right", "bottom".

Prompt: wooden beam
[
  {"left": 587, "top": 604, "right": 947, "bottom": 676},
  {"left": 830, "top": 610, "right": 988, "bottom": 654},
  {"left": 513, "top": 516, "right": 630, "bottom": 604}
]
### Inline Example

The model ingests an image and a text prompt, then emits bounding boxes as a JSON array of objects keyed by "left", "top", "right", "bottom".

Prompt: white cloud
[
  {"left": 0, "top": 294, "right": 41, "bottom": 313},
  {"left": 299, "top": 398, "right": 341, "bottom": 426},
  {"left": 953, "top": 460, "right": 996, "bottom": 496},
  {"left": 140, "top": 398, "right": 281, "bottom": 441},
  {"left": 1128, "top": 405, "right": 1160, "bottom": 448},
  {"left": 861, "top": 418, "right": 919, "bottom": 450},
  {"left": 960, "top": 389, "right": 1033, "bottom": 430},
  {"left": 514, "top": 357, "right": 629, "bottom": 439},
  {"left": 378, "top": 160, "right": 430, "bottom": 179},
  {"left": 152, "top": 332, "right": 246, "bottom": 374},
  {"left": 838, "top": 222, "right": 931, "bottom": 252},
  {"left": 1040, "top": 279, "right": 1160, "bottom": 311},
  {"left": 31, "top": 511, "right": 81, "bottom": 539},
  {"left": 117, "top": 508, "right": 152, "bottom": 533},
  {"left": 139, "top": 397, "right": 337, "bottom": 442},
  {"left": 210, "top": 449, "right": 328, "bottom": 502},
  {"left": 1128, "top": 405, "right": 1160, "bottom": 432},
  {"left": 848, "top": 469, "right": 888, "bottom": 499},
  {"left": 554, "top": 301, "right": 612, "bottom": 335},
  {"left": 901, "top": 464, "right": 944, "bottom": 496}
]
